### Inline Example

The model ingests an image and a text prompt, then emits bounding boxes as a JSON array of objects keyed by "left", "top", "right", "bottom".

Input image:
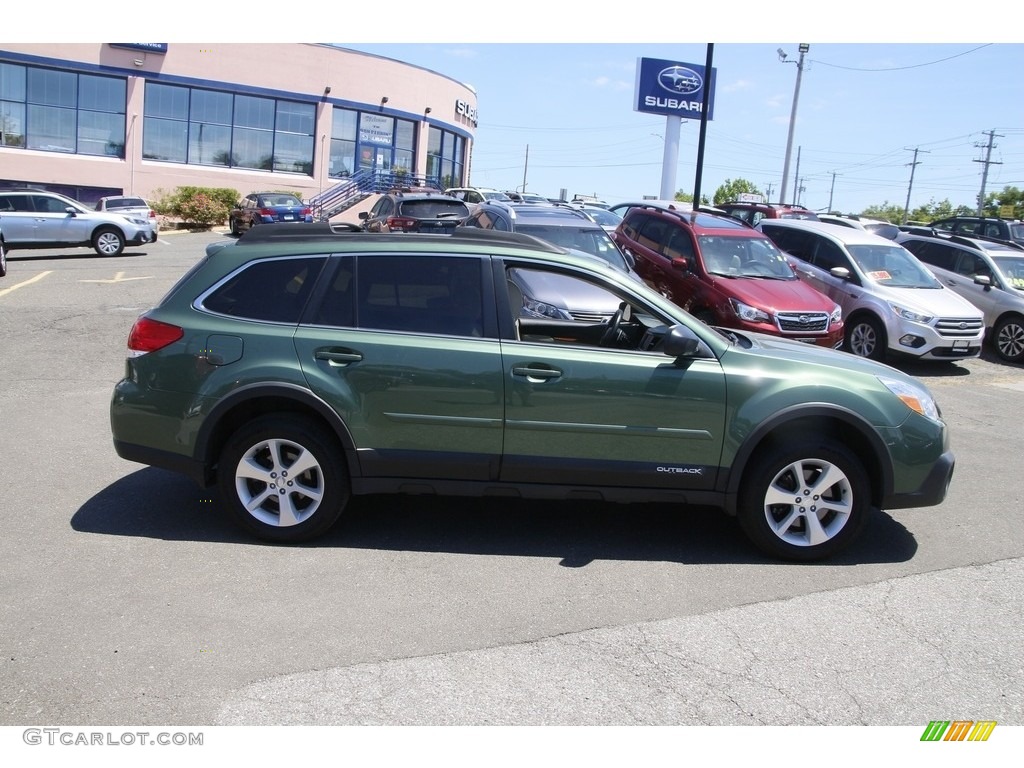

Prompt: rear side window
[
  {"left": 903, "top": 240, "right": 957, "bottom": 271},
  {"left": 357, "top": 255, "right": 483, "bottom": 337},
  {"left": 201, "top": 256, "right": 327, "bottom": 323}
]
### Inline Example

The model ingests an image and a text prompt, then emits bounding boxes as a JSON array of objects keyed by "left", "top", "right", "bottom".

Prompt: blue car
[{"left": 229, "top": 192, "right": 313, "bottom": 235}]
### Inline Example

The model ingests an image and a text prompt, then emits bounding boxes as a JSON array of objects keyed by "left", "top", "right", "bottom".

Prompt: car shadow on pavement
[
  {"left": 7, "top": 250, "right": 152, "bottom": 262},
  {"left": 72, "top": 467, "right": 919, "bottom": 566}
]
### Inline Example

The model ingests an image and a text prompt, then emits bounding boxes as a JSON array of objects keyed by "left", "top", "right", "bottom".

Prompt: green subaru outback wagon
[{"left": 110, "top": 223, "right": 954, "bottom": 560}]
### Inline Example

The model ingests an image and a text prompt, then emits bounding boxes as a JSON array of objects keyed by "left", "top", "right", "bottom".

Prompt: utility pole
[
  {"left": 764, "top": 182, "right": 774, "bottom": 201},
  {"left": 521, "top": 144, "right": 529, "bottom": 192},
  {"left": 792, "top": 146, "right": 802, "bottom": 205},
  {"left": 827, "top": 172, "right": 836, "bottom": 212},
  {"left": 902, "top": 147, "right": 928, "bottom": 225},
  {"left": 974, "top": 130, "right": 1003, "bottom": 216},
  {"left": 778, "top": 43, "right": 809, "bottom": 205}
]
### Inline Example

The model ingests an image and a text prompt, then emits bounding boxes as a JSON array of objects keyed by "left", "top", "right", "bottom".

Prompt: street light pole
[{"left": 778, "top": 43, "right": 809, "bottom": 206}]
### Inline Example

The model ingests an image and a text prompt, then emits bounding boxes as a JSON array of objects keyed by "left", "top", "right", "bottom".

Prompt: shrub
[{"left": 175, "top": 192, "right": 230, "bottom": 228}]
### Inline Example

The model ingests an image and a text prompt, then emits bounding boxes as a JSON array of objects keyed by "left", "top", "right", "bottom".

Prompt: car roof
[
  {"left": 758, "top": 218, "right": 901, "bottom": 245},
  {"left": 623, "top": 203, "right": 756, "bottom": 234},
  {"left": 897, "top": 229, "right": 1024, "bottom": 254}
]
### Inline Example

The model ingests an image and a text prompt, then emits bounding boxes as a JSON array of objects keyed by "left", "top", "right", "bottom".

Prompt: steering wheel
[{"left": 599, "top": 303, "right": 628, "bottom": 347}]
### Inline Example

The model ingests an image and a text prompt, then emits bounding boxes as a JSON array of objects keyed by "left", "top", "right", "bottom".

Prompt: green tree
[
  {"left": 859, "top": 202, "right": 905, "bottom": 223},
  {"left": 713, "top": 178, "right": 761, "bottom": 206},
  {"left": 674, "top": 190, "right": 694, "bottom": 203},
  {"left": 984, "top": 186, "right": 1023, "bottom": 219}
]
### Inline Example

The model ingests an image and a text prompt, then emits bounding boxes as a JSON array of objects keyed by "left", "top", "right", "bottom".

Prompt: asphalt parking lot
[{"left": 1, "top": 229, "right": 1023, "bottom": 731}]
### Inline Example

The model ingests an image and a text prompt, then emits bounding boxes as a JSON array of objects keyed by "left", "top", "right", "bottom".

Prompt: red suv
[
  {"left": 612, "top": 204, "right": 843, "bottom": 348},
  {"left": 718, "top": 201, "right": 819, "bottom": 226}
]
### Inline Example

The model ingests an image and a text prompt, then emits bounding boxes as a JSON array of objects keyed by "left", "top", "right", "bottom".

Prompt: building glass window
[
  {"left": 0, "top": 64, "right": 125, "bottom": 156},
  {"left": 141, "top": 83, "right": 314, "bottom": 175},
  {"left": 329, "top": 106, "right": 418, "bottom": 180},
  {"left": 427, "top": 126, "right": 465, "bottom": 188}
]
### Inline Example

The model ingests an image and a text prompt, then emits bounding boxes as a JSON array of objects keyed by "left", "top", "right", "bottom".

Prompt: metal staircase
[{"left": 307, "top": 170, "right": 443, "bottom": 221}]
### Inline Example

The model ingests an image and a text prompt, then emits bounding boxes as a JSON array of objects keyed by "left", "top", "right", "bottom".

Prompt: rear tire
[
  {"left": 0, "top": 237, "right": 7, "bottom": 277},
  {"left": 738, "top": 438, "right": 871, "bottom": 561},
  {"left": 217, "top": 415, "right": 349, "bottom": 543}
]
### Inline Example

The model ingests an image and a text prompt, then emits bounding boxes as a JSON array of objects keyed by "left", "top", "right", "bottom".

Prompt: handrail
[{"left": 308, "top": 170, "right": 446, "bottom": 220}]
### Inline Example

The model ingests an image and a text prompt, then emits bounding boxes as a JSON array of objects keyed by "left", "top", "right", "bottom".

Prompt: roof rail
[{"left": 233, "top": 220, "right": 565, "bottom": 254}]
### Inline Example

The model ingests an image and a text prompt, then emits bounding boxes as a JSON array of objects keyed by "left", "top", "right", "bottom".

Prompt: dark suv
[
  {"left": 109, "top": 222, "right": 955, "bottom": 561},
  {"left": 612, "top": 204, "right": 844, "bottom": 348},
  {"left": 926, "top": 216, "right": 1024, "bottom": 248},
  {"left": 359, "top": 188, "right": 469, "bottom": 233}
]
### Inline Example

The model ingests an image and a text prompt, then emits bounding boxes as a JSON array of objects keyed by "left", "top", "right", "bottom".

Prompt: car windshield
[
  {"left": 259, "top": 195, "right": 303, "bottom": 207},
  {"left": 847, "top": 244, "right": 941, "bottom": 288},
  {"left": 519, "top": 225, "right": 628, "bottom": 271},
  {"left": 482, "top": 191, "right": 511, "bottom": 201},
  {"left": 698, "top": 235, "right": 796, "bottom": 279},
  {"left": 584, "top": 208, "right": 623, "bottom": 227},
  {"left": 993, "top": 255, "right": 1024, "bottom": 290},
  {"left": 399, "top": 199, "right": 470, "bottom": 218},
  {"left": 863, "top": 222, "right": 900, "bottom": 240}
]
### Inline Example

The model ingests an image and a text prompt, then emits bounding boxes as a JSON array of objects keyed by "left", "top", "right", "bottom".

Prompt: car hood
[
  {"left": 726, "top": 327, "right": 906, "bottom": 378},
  {"left": 717, "top": 275, "right": 836, "bottom": 313},
  {"left": 866, "top": 282, "right": 983, "bottom": 317}
]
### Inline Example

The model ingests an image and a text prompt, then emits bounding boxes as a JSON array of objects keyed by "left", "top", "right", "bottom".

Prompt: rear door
[{"left": 295, "top": 252, "right": 505, "bottom": 481}]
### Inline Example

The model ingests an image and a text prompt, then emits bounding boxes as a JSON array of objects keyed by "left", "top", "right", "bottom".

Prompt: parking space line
[{"left": 0, "top": 270, "right": 54, "bottom": 298}]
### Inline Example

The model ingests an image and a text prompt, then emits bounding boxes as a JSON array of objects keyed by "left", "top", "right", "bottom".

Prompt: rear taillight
[
  {"left": 386, "top": 216, "right": 418, "bottom": 232},
  {"left": 259, "top": 208, "right": 276, "bottom": 216},
  {"left": 301, "top": 207, "right": 312, "bottom": 217},
  {"left": 148, "top": 209, "right": 156, "bottom": 219},
  {"left": 127, "top": 317, "right": 183, "bottom": 358}
]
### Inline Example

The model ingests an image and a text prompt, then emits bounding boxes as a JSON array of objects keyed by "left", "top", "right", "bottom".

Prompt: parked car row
[{"left": 336, "top": 190, "right": 1020, "bottom": 367}]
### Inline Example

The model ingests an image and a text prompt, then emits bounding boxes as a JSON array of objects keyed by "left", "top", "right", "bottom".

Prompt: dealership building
[{"left": 0, "top": 43, "right": 478, "bottom": 209}]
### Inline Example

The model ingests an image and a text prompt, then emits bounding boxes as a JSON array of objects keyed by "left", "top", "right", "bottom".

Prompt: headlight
[
  {"left": 830, "top": 304, "right": 842, "bottom": 323},
  {"left": 729, "top": 298, "right": 771, "bottom": 324},
  {"left": 888, "top": 302, "right": 933, "bottom": 324},
  {"left": 878, "top": 375, "right": 940, "bottom": 421},
  {"left": 522, "top": 297, "right": 572, "bottom": 321}
]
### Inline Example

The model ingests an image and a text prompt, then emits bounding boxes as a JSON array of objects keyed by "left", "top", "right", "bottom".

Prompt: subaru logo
[{"left": 658, "top": 66, "right": 703, "bottom": 95}]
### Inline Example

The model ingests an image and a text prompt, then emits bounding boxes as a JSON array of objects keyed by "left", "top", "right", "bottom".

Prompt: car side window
[
  {"left": 812, "top": 238, "right": 848, "bottom": 272},
  {"left": 905, "top": 240, "right": 957, "bottom": 271},
  {"left": 635, "top": 215, "right": 669, "bottom": 253},
  {"left": 955, "top": 251, "right": 992, "bottom": 280},
  {"left": 310, "top": 257, "right": 355, "bottom": 328},
  {"left": 356, "top": 255, "right": 484, "bottom": 337},
  {"left": 33, "top": 195, "right": 68, "bottom": 213},
  {"left": 761, "top": 226, "right": 813, "bottom": 263},
  {"left": 201, "top": 257, "right": 328, "bottom": 323},
  {"left": 662, "top": 225, "right": 695, "bottom": 261}
]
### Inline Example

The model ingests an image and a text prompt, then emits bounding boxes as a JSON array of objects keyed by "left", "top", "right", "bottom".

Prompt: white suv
[
  {"left": 897, "top": 230, "right": 1024, "bottom": 363},
  {"left": 757, "top": 219, "right": 984, "bottom": 362}
]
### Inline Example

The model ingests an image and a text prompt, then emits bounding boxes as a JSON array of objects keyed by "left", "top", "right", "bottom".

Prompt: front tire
[
  {"left": 738, "top": 438, "right": 871, "bottom": 561},
  {"left": 0, "top": 237, "right": 7, "bottom": 277},
  {"left": 993, "top": 315, "right": 1024, "bottom": 363},
  {"left": 93, "top": 227, "right": 125, "bottom": 256},
  {"left": 845, "top": 315, "right": 886, "bottom": 361},
  {"left": 217, "top": 415, "right": 349, "bottom": 543}
]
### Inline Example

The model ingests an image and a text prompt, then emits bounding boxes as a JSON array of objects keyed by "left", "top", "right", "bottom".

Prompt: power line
[{"left": 811, "top": 44, "right": 993, "bottom": 72}]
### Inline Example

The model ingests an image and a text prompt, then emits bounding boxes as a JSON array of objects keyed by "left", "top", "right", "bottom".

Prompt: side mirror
[
  {"left": 670, "top": 256, "right": 689, "bottom": 272},
  {"left": 662, "top": 324, "right": 710, "bottom": 359},
  {"left": 830, "top": 267, "right": 852, "bottom": 280},
  {"left": 64, "top": 206, "right": 78, "bottom": 216},
  {"left": 974, "top": 274, "right": 992, "bottom": 289},
  {"left": 358, "top": 211, "right": 370, "bottom": 220}
]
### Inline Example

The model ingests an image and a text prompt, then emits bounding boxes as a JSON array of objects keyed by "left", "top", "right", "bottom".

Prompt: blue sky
[
  {"left": 344, "top": 40, "right": 1023, "bottom": 215},
  {"left": 26, "top": 8, "right": 1024, "bottom": 216}
]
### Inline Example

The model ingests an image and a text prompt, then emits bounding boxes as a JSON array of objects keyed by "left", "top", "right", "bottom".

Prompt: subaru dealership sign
[{"left": 634, "top": 57, "right": 716, "bottom": 120}]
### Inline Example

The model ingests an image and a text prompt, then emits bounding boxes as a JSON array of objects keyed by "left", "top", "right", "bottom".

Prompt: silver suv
[
  {"left": 897, "top": 230, "right": 1024, "bottom": 363},
  {"left": 0, "top": 190, "right": 157, "bottom": 256},
  {"left": 757, "top": 219, "right": 984, "bottom": 362}
]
